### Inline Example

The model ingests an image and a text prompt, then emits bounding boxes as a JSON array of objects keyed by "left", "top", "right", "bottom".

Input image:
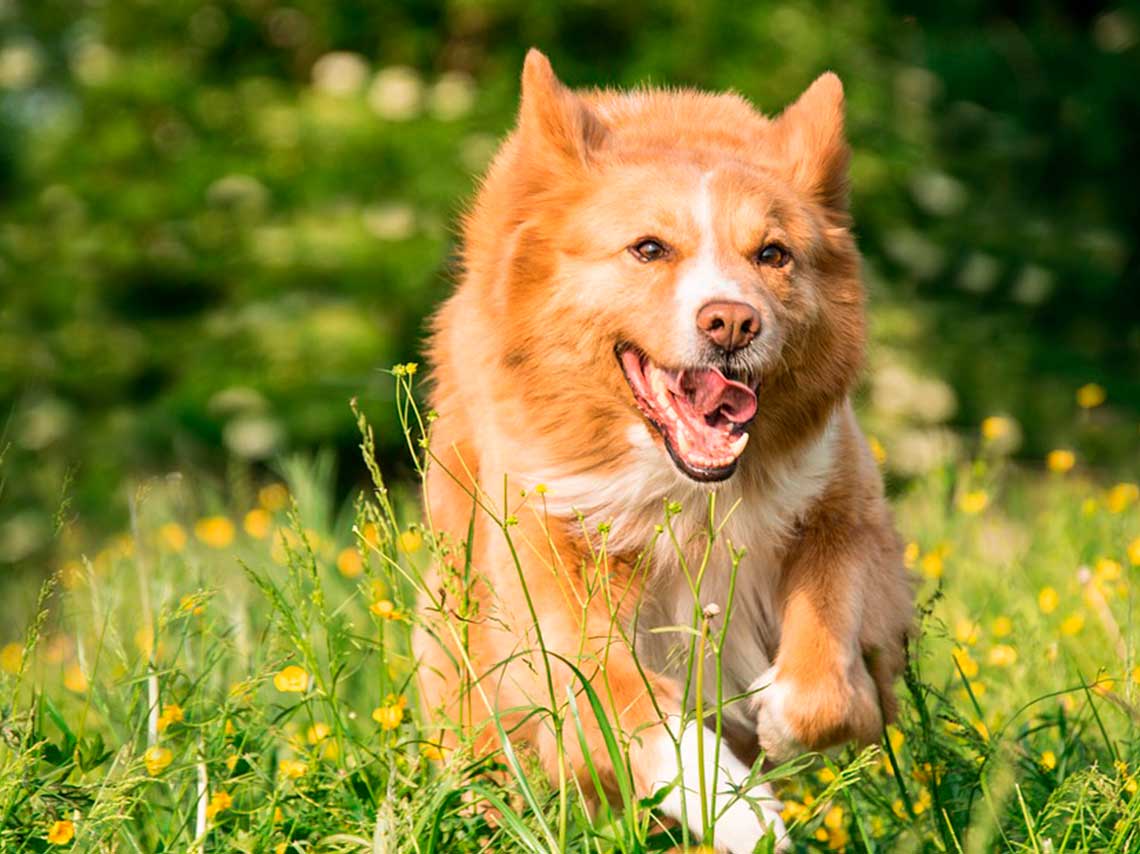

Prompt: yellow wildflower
[
  {"left": 868, "top": 435, "right": 887, "bottom": 464},
  {"left": 63, "top": 665, "right": 87, "bottom": 693},
  {"left": 259, "top": 483, "right": 289, "bottom": 511},
  {"left": 952, "top": 647, "right": 979, "bottom": 679},
  {"left": 205, "top": 790, "right": 232, "bottom": 820},
  {"left": 1040, "top": 750, "right": 1056, "bottom": 771},
  {"left": 157, "top": 703, "right": 184, "bottom": 732},
  {"left": 974, "top": 721, "right": 989, "bottom": 740},
  {"left": 987, "top": 644, "right": 1018, "bottom": 667},
  {"left": 920, "top": 550, "right": 944, "bottom": 579},
  {"left": 1132, "top": 665, "right": 1140, "bottom": 685},
  {"left": 59, "top": 560, "right": 84, "bottom": 589},
  {"left": 1060, "top": 612, "right": 1085, "bottom": 636},
  {"left": 991, "top": 615, "right": 1012, "bottom": 637},
  {"left": 1107, "top": 483, "right": 1139, "bottom": 514},
  {"left": 903, "top": 541, "right": 919, "bottom": 569},
  {"left": 958, "top": 490, "right": 989, "bottom": 515},
  {"left": 1038, "top": 586, "right": 1059, "bottom": 614},
  {"left": 159, "top": 522, "right": 187, "bottom": 552},
  {"left": 1128, "top": 538, "right": 1140, "bottom": 567},
  {"left": 46, "top": 819, "right": 75, "bottom": 845},
  {"left": 954, "top": 618, "right": 980, "bottom": 645},
  {"left": 243, "top": 508, "right": 271, "bottom": 539},
  {"left": 306, "top": 722, "right": 331, "bottom": 744},
  {"left": 891, "top": 799, "right": 908, "bottom": 819},
  {"left": 814, "top": 828, "right": 829, "bottom": 842},
  {"left": 397, "top": 528, "right": 422, "bottom": 554},
  {"left": 372, "top": 695, "right": 407, "bottom": 730},
  {"left": 1046, "top": 449, "right": 1075, "bottom": 473},
  {"left": 817, "top": 766, "right": 837, "bottom": 784},
  {"left": 144, "top": 745, "right": 173, "bottom": 775},
  {"left": 1, "top": 642, "right": 22, "bottom": 674},
  {"left": 981, "top": 416, "right": 1014, "bottom": 441},
  {"left": 336, "top": 547, "right": 364, "bottom": 578},
  {"left": 360, "top": 522, "right": 382, "bottom": 547},
  {"left": 887, "top": 725, "right": 905, "bottom": 753},
  {"left": 1076, "top": 383, "right": 1106, "bottom": 409},
  {"left": 273, "top": 665, "right": 310, "bottom": 693},
  {"left": 278, "top": 758, "right": 308, "bottom": 780},
  {"left": 370, "top": 599, "right": 402, "bottom": 620},
  {"left": 194, "top": 516, "right": 235, "bottom": 549},
  {"left": 1097, "top": 558, "right": 1122, "bottom": 581},
  {"left": 823, "top": 805, "right": 844, "bottom": 830},
  {"left": 421, "top": 740, "right": 448, "bottom": 762},
  {"left": 224, "top": 753, "right": 239, "bottom": 771},
  {"left": 179, "top": 594, "right": 205, "bottom": 617}
]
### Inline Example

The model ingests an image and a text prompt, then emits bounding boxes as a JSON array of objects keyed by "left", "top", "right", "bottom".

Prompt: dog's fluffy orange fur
[{"left": 415, "top": 50, "right": 913, "bottom": 851}]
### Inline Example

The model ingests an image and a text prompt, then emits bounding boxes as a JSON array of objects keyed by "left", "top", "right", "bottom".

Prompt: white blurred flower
[
  {"left": 890, "top": 428, "right": 960, "bottom": 476},
  {"left": 428, "top": 71, "right": 476, "bottom": 120},
  {"left": 872, "top": 364, "right": 957, "bottom": 424},
  {"left": 363, "top": 203, "right": 416, "bottom": 241},
  {"left": 224, "top": 416, "right": 283, "bottom": 460},
  {"left": 0, "top": 41, "right": 42, "bottom": 89},
  {"left": 312, "top": 51, "right": 369, "bottom": 96},
  {"left": 368, "top": 66, "right": 423, "bottom": 121}
]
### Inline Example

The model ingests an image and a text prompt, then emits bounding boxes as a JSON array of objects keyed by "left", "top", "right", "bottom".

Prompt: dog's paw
[
  {"left": 751, "top": 663, "right": 881, "bottom": 762},
  {"left": 645, "top": 715, "right": 788, "bottom": 853}
]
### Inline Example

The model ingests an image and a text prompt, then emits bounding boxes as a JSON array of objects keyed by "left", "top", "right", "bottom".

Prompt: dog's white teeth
[
  {"left": 729, "top": 431, "right": 749, "bottom": 456},
  {"left": 675, "top": 428, "right": 691, "bottom": 456}
]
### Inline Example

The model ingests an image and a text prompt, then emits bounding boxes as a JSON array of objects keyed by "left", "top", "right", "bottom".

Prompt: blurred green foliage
[{"left": 1, "top": 1, "right": 1137, "bottom": 570}]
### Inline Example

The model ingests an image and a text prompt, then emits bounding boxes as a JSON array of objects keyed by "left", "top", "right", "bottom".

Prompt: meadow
[{"left": 2, "top": 369, "right": 1139, "bottom": 853}]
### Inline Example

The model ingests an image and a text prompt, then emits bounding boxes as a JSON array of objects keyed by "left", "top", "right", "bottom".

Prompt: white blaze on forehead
[{"left": 674, "top": 171, "right": 745, "bottom": 346}]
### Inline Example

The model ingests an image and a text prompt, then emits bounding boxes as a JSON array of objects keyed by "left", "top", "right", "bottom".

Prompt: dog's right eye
[{"left": 629, "top": 238, "right": 670, "bottom": 262}]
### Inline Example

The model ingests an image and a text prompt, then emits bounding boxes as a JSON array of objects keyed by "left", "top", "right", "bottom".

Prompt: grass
[{"left": 2, "top": 370, "right": 1140, "bottom": 853}]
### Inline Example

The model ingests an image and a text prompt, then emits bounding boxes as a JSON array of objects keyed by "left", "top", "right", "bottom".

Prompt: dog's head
[{"left": 459, "top": 50, "right": 864, "bottom": 483}]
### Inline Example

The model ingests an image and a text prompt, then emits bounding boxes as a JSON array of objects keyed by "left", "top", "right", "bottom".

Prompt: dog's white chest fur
[{"left": 534, "top": 413, "right": 837, "bottom": 738}]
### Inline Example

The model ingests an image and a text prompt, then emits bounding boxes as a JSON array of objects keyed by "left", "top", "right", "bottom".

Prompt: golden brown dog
[{"left": 414, "top": 49, "right": 913, "bottom": 852}]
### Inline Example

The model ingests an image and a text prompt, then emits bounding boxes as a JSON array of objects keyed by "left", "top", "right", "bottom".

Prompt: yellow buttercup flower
[
  {"left": 1, "top": 642, "right": 22, "bottom": 674},
  {"left": 46, "top": 819, "right": 75, "bottom": 845},
  {"left": 278, "top": 758, "right": 308, "bottom": 780},
  {"left": 987, "top": 644, "right": 1017, "bottom": 667},
  {"left": 887, "top": 725, "right": 905, "bottom": 753},
  {"left": 273, "top": 665, "right": 310, "bottom": 694},
  {"left": 903, "top": 541, "right": 919, "bottom": 569},
  {"left": 1046, "top": 449, "right": 1075, "bottom": 473},
  {"left": 336, "top": 547, "right": 364, "bottom": 578},
  {"left": 981, "top": 415, "right": 1013, "bottom": 441},
  {"left": 958, "top": 490, "right": 989, "bottom": 515},
  {"left": 372, "top": 695, "right": 407, "bottom": 730},
  {"left": 952, "top": 647, "right": 979, "bottom": 679},
  {"left": 1076, "top": 383, "right": 1106, "bottom": 409},
  {"left": 63, "top": 665, "right": 87, "bottom": 693},
  {"left": 397, "top": 528, "right": 422, "bottom": 554},
  {"left": 1040, "top": 750, "right": 1056, "bottom": 771},
  {"left": 867, "top": 435, "right": 887, "bottom": 464},
  {"left": 195, "top": 516, "right": 235, "bottom": 549},
  {"left": 243, "top": 508, "right": 271, "bottom": 539},
  {"left": 159, "top": 522, "right": 188, "bottom": 552},
  {"left": 991, "top": 615, "right": 1012, "bottom": 637},
  {"left": 306, "top": 722, "right": 331, "bottom": 744},
  {"left": 1096, "top": 558, "right": 1122, "bottom": 581},
  {"left": 259, "top": 483, "right": 289, "bottom": 512},
  {"left": 1128, "top": 538, "right": 1140, "bottom": 567},
  {"left": 920, "top": 550, "right": 943, "bottom": 579},
  {"left": 205, "top": 790, "right": 232, "bottom": 820},
  {"left": 1060, "top": 612, "right": 1085, "bottom": 636},
  {"left": 1106, "top": 483, "right": 1139, "bottom": 514},
  {"left": 157, "top": 703, "right": 184, "bottom": 732},
  {"left": 954, "top": 618, "right": 980, "bottom": 646},
  {"left": 144, "top": 745, "right": 173, "bottom": 775},
  {"left": 370, "top": 599, "right": 403, "bottom": 620}
]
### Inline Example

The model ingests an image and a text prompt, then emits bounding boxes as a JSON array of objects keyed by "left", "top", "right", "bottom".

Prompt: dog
[{"left": 414, "top": 49, "right": 913, "bottom": 852}]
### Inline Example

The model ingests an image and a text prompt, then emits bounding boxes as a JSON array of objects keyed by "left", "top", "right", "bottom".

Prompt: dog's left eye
[
  {"left": 629, "top": 238, "right": 670, "bottom": 262},
  {"left": 755, "top": 243, "right": 791, "bottom": 268}
]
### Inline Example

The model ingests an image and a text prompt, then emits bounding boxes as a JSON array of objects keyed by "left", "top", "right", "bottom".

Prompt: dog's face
[{"left": 477, "top": 53, "right": 864, "bottom": 481}]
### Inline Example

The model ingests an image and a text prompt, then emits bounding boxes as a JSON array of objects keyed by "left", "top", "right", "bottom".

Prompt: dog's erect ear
[
  {"left": 518, "top": 49, "right": 605, "bottom": 166},
  {"left": 770, "top": 73, "right": 850, "bottom": 213}
]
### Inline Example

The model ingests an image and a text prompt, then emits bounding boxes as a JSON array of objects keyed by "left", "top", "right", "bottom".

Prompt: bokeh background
[{"left": 2, "top": 0, "right": 1138, "bottom": 586}]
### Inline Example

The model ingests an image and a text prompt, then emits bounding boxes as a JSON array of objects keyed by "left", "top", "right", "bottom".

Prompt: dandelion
[
  {"left": 195, "top": 516, "right": 235, "bottom": 549},
  {"left": 157, "top": 703, "right": 183, "bottom": 732},
  {"left": 958, "top": 490, "right": 989, "bottom": 515},
  {"left": 273, "top": 665, "right": 310, "bottom": 693},
  {"left": 278, "top": 758, "right": 308, "bottom": 779},
  {"left": 991, "top": 615, "right": 1012, "bottom": 637},
  {"left": 159, "top": 522, "right": 188, "bottom": 552},
  {"left": 205, "top": 790, "right": 232, "bottom": 820},
  {"left": 46, "top": 819, "right": 75, "bottom": 845},
  {"left": 143, "top": 745, "right": 173, "bottom": 775},
  {"left": 868, "top": 435, "right": 887, "bottom": 464},
  {"left": 259, "top": 483, "right": 289, "bottom": 511},
  {"left": 1106, "top": 483, "right": 1139, "bottom": 514},
  {"left": 243, "top": 508, "right": 271, "bottom": 539},
  {"left": 336, "top": 547, "right": 363, "bottom": 578},
  {"left": 1040, "top": 750, "right": 1057, "bottom": 771},
  {"left": 1076, "top": 383, "right": 1106, "bottom": 409},
  {"left": 1038, "top": 586, "right": 1059, "bottom": 614},
  {"left": 397, "top": 528, "right": 422, "bottom": 554},
  {"left": 1060, "top": 612, "right": 1085, "bottom": 636},
  {"left": 372, "top": 695, "right": 407, "bottom": 730},
  {"left": 63, "top": 665, "right": 87, "bottom": 693},
  {"left": 1, "top": 642, "right": 22, "bottom": 674},
  {"left": 1046, "top": 449, "right": 1075, "bottom": 473},
  {"left": 987, "top": 644, "right": 1018, "bottom": 667}
]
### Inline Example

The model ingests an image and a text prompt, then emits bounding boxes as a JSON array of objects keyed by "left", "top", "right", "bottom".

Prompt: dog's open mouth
[{"left": 617, "top": 346, "right": 758, "bottom": 481}]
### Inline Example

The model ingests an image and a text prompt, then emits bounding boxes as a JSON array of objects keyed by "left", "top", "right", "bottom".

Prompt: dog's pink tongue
[{"left": 679, "top": 367, "right": 757, "bottom": 423}]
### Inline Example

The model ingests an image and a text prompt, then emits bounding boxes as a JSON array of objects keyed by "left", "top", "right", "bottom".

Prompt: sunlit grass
[{"left": 2, "top": 371, "right": 1139, "bottom": 852}]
